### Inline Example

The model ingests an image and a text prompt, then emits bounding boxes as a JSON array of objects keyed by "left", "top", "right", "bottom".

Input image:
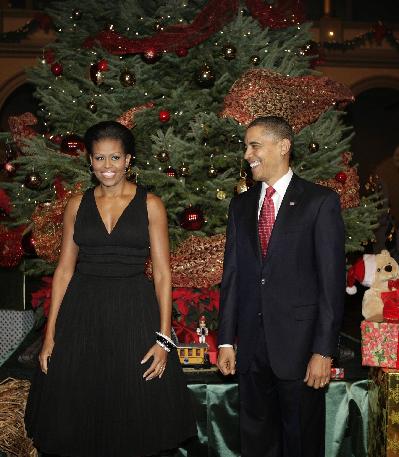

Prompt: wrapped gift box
[
  {"left": 368, "top": 368, "right": 399, "bottom": 457},
  {"left": 330, "top": 367, "right": 344, "bottom": 379},
  {"left": 361, "top": 320, "right": 399, "bottom": 368},
  {"left": 0, "top": 309, "right": 34, "bottom": 363}
]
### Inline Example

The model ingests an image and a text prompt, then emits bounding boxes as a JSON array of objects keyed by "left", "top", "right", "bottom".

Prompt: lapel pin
[{"left": 289, "top": 201, "right": 296, "bottom": 206}]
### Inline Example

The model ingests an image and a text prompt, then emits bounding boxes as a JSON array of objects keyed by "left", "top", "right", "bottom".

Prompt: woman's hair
[{"left": 84, "top": 121, "right": 135, "bottom": 156}]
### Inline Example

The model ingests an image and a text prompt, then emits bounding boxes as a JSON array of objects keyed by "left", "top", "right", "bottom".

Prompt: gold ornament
[
  {"left": 87, "top": 100, "right": 97, "bottom": 113},
  {"left": 249, "top": 55, "right": 261, "bottom": 66},
  {"left": 178, "top": 162, "right": 190, "bottom": 177},
  {"left": 235, "top": 164, "right": 249, "bottom": 194},
  {"left": 207, "top": 164, "right": 217, "bottom": 178},
  {"left": 156, "top": 149, "right": 170, "bottom": 163},
  {"left": 216, "top": 190, "right": 227, "bottom": 200},
  {"left": 120, "top": 70, "right": 136, "bottom": 87},
  {"left": 222, "top": 44, "right": 237, "bottom": 60},
  {"left": 195, "top": 64, "right": 215, "bottom": 88}
]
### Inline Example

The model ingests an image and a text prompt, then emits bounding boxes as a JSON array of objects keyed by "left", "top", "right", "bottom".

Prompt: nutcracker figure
[{"left": 196, "top": 315, "right": 208, "bottom": 344}]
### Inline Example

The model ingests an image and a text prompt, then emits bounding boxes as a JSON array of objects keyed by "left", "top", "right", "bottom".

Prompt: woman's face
[{"left": 90, "top": 138, "right": 131, "bottom": 187}]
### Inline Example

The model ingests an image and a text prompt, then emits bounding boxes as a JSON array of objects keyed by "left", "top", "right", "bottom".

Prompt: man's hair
[
  {"left": 247, "top": 116, "right": 294, "bottom": 155},
  {"left": 84, "top": 121, "right": 135, "bottom": 156}
]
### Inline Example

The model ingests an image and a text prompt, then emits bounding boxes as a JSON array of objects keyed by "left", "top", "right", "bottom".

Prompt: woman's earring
[{"left": 89, "top": 164, "right": 94, "bottom": 173}]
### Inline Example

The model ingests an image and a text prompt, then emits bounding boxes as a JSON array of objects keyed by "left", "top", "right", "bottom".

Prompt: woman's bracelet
[
  {"left": 155, "top": 331, "right": 176, "bottom": 352},
  {"left": 156, "top": 340, "right": 171, "bottom": 352}
]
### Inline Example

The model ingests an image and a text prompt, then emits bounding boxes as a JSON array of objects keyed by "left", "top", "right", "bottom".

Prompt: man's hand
[
  {"left": 217, "top": 346, "right": 236, "bottom": 375},
  {"left": 304, "top": 353, "right": 331, "bottom": 389}
]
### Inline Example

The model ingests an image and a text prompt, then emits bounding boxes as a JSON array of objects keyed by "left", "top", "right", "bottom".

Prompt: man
[{"left": 217, "top": 116, "right": 345, "bottom": 457}]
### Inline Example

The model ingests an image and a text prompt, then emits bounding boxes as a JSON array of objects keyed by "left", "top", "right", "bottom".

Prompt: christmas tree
[{"left": 0, "top": 0, "right": 382, "bottom": 279}]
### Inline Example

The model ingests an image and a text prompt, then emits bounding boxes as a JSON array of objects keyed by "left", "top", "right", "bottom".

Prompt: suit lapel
[{"left": 263, "top": 174, "right": 305, "bottom": 263}]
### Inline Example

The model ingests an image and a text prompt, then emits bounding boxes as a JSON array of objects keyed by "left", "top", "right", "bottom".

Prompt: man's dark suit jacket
[{"left": 218, "top": 174, "right": 346, "bottom": 380}]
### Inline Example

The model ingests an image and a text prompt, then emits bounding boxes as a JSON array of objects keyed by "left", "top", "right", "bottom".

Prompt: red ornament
[
  {"left": 60, "top": 134, "right": 85, "bottom": 156},
  {"left": 164, "top": 165, "right": 177, "bottom": 178},
  {"left": 176, "top": 47, "right": 188, "bottom": 57},
  {"left": 47, "top": 133, "right": 63, "bottom": 145},
  {"left": 51, "top": 62, "right": 63, "bottom": 76},
  {"left": 97, "top": 59, "right": 109, "bottom": 71},
  {"left": 159, "top": 110, "right": 171, "bottom": 123},
  {"left": 142, "top": 48, "right": 161, "bottom": 64},
  {"left": 21, "top": 231, "right": 36, "bottom": 257},
  {"left": 44, "top": 48, "right": 55, "bottom": 64},
  {"left": 0, "top": 188, "right": 11, "bottom": 215},
  {"left": 180, "top": 207, "right": 205, "bottom": 231},
  {"left": 335, "top": 171, "right": 347, "bottom": 184}
]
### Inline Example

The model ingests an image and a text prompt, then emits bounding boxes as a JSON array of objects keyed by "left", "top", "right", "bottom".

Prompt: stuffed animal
[{"left": 360, "top": 250, "right": 399, "bottom": 321}]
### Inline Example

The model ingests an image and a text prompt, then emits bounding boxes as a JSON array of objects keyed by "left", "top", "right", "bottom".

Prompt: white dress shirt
[
  {"left": 219, "top": 168, "right": 294, "bottom": 349},
  {"left": 258, "top": 168, "right": 293, "bottom": 219}
]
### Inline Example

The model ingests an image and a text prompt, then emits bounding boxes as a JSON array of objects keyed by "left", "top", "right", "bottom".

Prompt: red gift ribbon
[{"left": 382, "top": 289, "right": 399, "bottom": 321}]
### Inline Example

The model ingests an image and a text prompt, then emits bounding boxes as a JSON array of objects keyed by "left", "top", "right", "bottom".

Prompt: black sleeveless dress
[{"left": 25, "top": 186, "right": 196, "bottom": 457}]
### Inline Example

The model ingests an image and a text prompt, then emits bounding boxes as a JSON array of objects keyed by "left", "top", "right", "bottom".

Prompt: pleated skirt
[{"left": 25, "top": 272, "right": 196, "bottom": 457}]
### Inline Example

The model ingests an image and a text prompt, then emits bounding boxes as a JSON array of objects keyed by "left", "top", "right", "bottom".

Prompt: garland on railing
[
  {"left": 318, "top": 22, "right": 399, "bottom": 53},
  {"left": 0, "top": 13, "right": 53, "bottom": 43}
]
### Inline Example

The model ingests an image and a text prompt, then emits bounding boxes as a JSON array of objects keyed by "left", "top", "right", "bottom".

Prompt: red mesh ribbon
[
  {"left": 8, "top": 112, "right": 38, "bottom": 148},
  {"left": 116, "top": 102, "right": 155, "bottom": 129},
  {"left": 221, "top": 68, "right": 354, "bottom": 133},
  {"left": 84, "top": 0, "right": 239, "bottom": 54},
  {"left": 83, "top": 0, "right": 304, "bottom": 55},
  {"left": 317, "top": 153, "right": 360, "bottom": 210},
  {"left": 246, "top": 0, "right": 304, "bottom": 29}
]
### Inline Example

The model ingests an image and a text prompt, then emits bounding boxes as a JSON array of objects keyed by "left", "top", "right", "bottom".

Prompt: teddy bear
[{"left": 346, "top": 250, "right": 399, "bottom": 321}]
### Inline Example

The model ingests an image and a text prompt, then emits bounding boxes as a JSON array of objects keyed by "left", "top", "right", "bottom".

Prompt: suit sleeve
[
  {"left": 311, "top": 191, "right": 346, "bottom": 356},
  {"left": 217, "top": 199, "right": 239, "bottom": 346}
]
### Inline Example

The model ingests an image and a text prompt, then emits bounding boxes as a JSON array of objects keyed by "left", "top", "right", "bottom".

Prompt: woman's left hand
[{"left": 141, "top": 343, "right": 168, "bottom": 380}]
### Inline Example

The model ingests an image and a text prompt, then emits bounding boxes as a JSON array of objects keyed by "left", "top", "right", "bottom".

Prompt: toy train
[{"left": 176, "top": 342, "right": 211, "bottom": 368}]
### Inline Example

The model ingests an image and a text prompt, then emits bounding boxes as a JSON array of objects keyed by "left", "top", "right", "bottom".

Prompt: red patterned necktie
[{"left": 258, "top": 186, "right": 276, "bottom": 257}]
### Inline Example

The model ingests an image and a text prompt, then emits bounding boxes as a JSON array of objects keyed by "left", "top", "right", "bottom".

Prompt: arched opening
[
  {"left": 346, "top": 83, "right": 399, "bottom": 224},
  {"left": 0, "top": 82, "right": 39, "bottom": 132}
]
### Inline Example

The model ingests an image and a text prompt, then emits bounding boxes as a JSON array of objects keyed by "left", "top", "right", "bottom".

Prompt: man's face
[{"left": 244, "top": 125, "right": 289, "bottom": 184}]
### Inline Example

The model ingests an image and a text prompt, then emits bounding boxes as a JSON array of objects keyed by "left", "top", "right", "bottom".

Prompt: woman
[{"left": 25, "top": 121, "right": 196, "bottom": 457}]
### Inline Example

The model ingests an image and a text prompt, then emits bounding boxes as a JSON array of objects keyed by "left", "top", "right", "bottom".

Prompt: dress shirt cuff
[{"left": 218, "top": 344, "right": 234, "bottom": 348}]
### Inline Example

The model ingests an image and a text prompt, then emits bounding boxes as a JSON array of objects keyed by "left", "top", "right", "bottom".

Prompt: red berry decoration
[
  {"left": 180, "top": 207, "right": 205, "bottom": 231},
  {"left": 335, "top": 171, "right": 347, "bottom": 184},
  {"left": 164, "top": 166, "right": 177, "bottom": 178},
  {"left": 44, "top": 48, "right": 55, "bottom": 64},
  {"left": 176, "top": 47, "right": 188, "bottom": 57},
  {"left": 97, "top": 59, "right": 109, "bottom": 72},
  {"left": 51, "top": 62, "right": 63, "bottom": 76},
  {"left": 60, "top": 134, "right": 85, "bottom": 156},
  {"left": 47, "top": 133, "right": 63, "bottom": 145},
  {"left": 159, "top": 110, "right": 171, "bottom": 123}
]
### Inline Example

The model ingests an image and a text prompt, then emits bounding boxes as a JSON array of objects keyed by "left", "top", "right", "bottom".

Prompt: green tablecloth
[
  {"left": 175, "top": 380, "right": 368, "bottom": 457},
  {"left": 0, "top": 380, "right": 368, "bottom": 457}
]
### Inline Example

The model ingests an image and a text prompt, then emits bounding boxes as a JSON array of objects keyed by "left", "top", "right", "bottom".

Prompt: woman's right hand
[{"left": 39, "top": 337, "right": 55, "bottom": 374}]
